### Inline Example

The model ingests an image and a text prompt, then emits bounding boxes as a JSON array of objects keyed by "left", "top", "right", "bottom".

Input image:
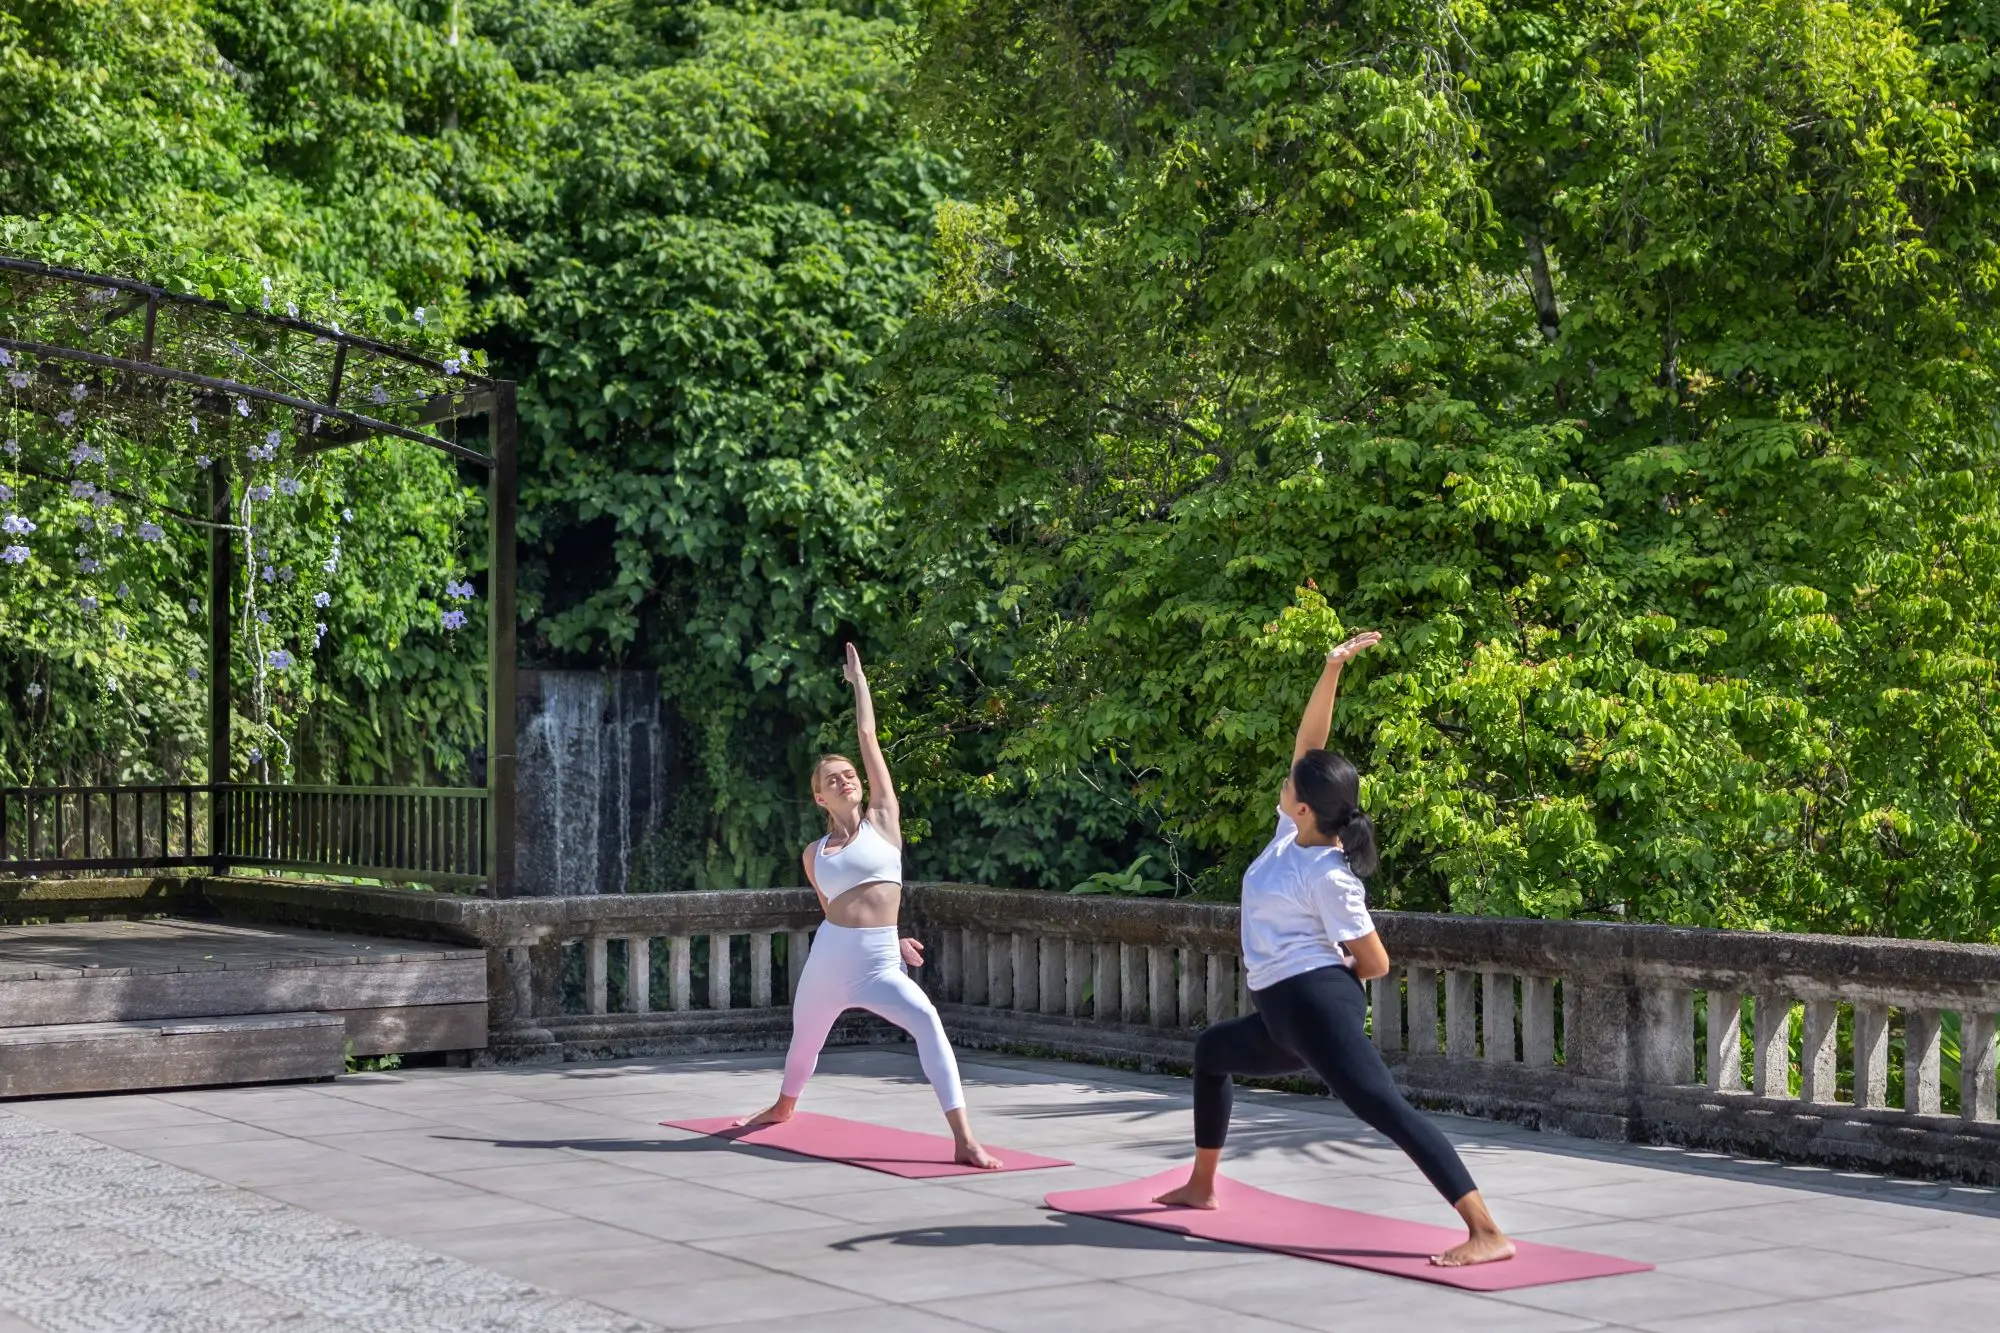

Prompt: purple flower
[
  {"left": 69, "top": 383, "right": 88, "bottom": 402},
  {"left": 313, "top": 590, "right": 331, "bottom": 608},
  {"left": 248, "top": 484, "right": 273, "bottom": 503},
  {"left": 278, "top": 566, "right": 295, "bottom": 583},
  {"left": 115, "top": 623, "right": 127, "bottom": 640},
  {"left": 261, "top": 276, "right": 273, "bottom": 310},
  {"left": 196, "top": 454, "right": 213, "bottom": 469},
  {"left": 92, "top": 491, "right": 114, "bottom": 509},
  {"left": 79, "top": 594, "right": 98, "bottom": 613},
  {"left": 413, "top": 307, "right": 426, "bottom": 327},
  {"left": 25, "top": 682, "right": 41, "bottom": 698},
  {"left": 445, "top": 578, "right": 476, "bottom": 600},
  {"left": 78, "top": 517, "right": 92, "bottom": 532},
  {"left": 116, "top": 582, "right": 129, "bottom": 598},
  {"left": 341, "top": 508, "right": 353, "bottom": 522},
  {"left": 443, "top": 358, "right": 461, "bottom": 376},
  {"left": 286, "top": 302, "right": 299, "bottom": 319},
  {"left": 108, "top": 522, "right": 122, "bottom": 537},
  {"left": 1, "top": 515, "right": 30, "bottom": 536},
  {"left": 79, "top": 557, "right": 101, "bottom": 574},
  {"left": 235, "top": 397, "right": 251, "bottom": 417},
  {"left": 267, "top": 649, "right": 294, "bottom": 671},
  {"left": 2, "top": 439, "right": 16, "bottom": 456},
  {"left": 55, "top": 410, "right": 75, "bottom": 427},
  {"left": 1, "top": 545, "right": 27, "bottom": 565},
  {"left": 315, "top": 622, "right": 328, "bottom": 645},
  {"left": 69, "top": 481, "right": 94, "bottom": 499},
  {"left": 277, "top": 477, "right": 301, "bottom": 497},
  {"left": 6, "top": 373, "right": 28, "bottom": 390},
  {"left": 189, "top": 416, "right": 200, "bottom": 435},
  {"left": 248, "top": 747, "right": 262, "bottom": 764},
  {"left": 69, "top": 442, "right": 100, "bottom": 465},
  {"left": 0, "top": 483, "right": 10, "bottom": 502},
  {"left": 139, "top": 522, "right": 164, "bottom": 542},
  {"left": 187, "top": 598, "right": 201, "bottom": 616},
  {"left": 262, "top": 564, "right": 275, "bottom": 582},
  {"left": 257, "top": 609, "right": 270, "bottom": 625},
  {"left": 0, "top": 349, "right": 10, "bottom": 367},
  {"left": 441, "top": 609, "right": 468, "bottom": 631},
  {"left": 188, "top": 665, "right": 200, "bottom": 680},
  {"left": 370, "top": 384, "right": 390, "bottom": 406}
]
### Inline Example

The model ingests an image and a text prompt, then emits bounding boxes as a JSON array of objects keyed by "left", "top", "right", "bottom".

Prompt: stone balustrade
[{"left": 18, "top": 873, "right": 2000, "bottom": 1184}]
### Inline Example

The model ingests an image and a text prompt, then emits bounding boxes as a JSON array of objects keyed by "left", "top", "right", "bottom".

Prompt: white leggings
[{"left": 781, "top": 922, "right": 966, "bottom": 1113}]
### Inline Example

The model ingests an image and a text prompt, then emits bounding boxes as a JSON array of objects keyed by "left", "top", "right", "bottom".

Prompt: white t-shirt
[{"left": 1240, "top": 808, "right": 1375, "bottom": 991}]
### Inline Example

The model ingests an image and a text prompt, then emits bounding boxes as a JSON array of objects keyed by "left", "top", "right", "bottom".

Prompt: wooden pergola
[{"left": 0, "top": 256, "right": 518, "bottom": 895}]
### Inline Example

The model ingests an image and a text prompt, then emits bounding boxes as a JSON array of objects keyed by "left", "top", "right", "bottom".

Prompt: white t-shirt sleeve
[{"left": 1313, "top": 862, "right": 1375, "bottom": 944}]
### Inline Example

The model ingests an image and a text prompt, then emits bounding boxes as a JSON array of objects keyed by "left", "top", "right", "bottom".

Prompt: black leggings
[{"left": 1193, "top": 964, "right": 1478, "bottom": 1205}]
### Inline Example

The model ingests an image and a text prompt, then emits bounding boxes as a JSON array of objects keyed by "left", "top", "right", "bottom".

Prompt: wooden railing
[
  {"left": 0, "top": 783, "right": 487, "bottom": 887},
  {"left": 0, "top": 785, "right": 210, "bottom": 871},
  {"left": 218, "top": 784, "right": 488, "bottom": 886}
]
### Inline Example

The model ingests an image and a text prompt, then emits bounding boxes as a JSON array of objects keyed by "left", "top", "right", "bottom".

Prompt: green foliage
[
  {"left": 0, "top": 216, "right": 488, "bottom": 787},
  {"left": 872, "top": 0, "right": 2000, "bottom": 937},
  {"left": 1069, "top": 854, "right": 1177, "bottom": 897}
]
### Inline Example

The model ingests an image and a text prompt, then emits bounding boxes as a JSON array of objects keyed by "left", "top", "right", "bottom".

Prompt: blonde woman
[{"left": 736, "top": 643, "right": 1000, "bottom": 1169}]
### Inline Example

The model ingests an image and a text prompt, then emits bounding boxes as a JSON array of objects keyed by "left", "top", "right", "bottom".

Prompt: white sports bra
[{"left": 812, "top": 819, "right": 903, "bottom": 899}]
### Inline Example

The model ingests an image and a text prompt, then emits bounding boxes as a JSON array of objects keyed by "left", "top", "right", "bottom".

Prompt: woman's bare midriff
[{"left": 821, "top": 879, "right": 901, "bottom": 929}]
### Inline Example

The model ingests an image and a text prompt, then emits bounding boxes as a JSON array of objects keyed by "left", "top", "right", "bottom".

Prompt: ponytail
[{"left": 1290, "top": 749, "right": 1380, "bottom": 876}]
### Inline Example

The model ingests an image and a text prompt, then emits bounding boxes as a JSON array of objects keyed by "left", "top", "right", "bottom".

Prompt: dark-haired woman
[
  {"left": 734, "top": 643, "right": 1000, "bottom": 1170},
  {"left": 1154, "top": 631, "right": 1514, "bottom": 1267}
]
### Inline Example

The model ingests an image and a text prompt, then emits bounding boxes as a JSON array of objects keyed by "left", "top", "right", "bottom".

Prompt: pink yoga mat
[
  {"left": 1046, "top": 1170, "right": 1653, "bottom": 1291},
  {"left": 662, "top": 1112, "right": 1072, "bottom": 1178}
]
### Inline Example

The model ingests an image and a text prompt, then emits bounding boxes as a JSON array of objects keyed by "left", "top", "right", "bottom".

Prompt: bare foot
[
  {"left": 732, "top": 1102, "right": 794, "bottom": 1128},
  {"left": 955, "top": 1141, "right": 1003, "bottom": 1170},
  {"left": 1151, "top": 1180, "right": 1220, "bottom": 1210},
  {"left": 1431, "top": 1231, "right": 1515, "bottom": 1267}
]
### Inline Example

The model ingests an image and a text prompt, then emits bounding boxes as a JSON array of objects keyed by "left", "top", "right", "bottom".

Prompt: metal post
[
  {"left": 207, "top": 460, "right": 232, "bottom": 872},
  {"left": 485, "top": 382, "right": 519, "bottom": 897}
]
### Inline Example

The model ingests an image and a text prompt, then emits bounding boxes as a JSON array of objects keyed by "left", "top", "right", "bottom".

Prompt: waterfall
[{"left": 514, "top": 670, "right": 669, "bottom": 895}]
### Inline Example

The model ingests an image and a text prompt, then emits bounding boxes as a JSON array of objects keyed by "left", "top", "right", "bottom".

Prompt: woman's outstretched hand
[
  {"left": 1327, "top": 631, "right": 1382, "bottom": 667},
  {"left": 843, "top": 642, "right": 866, "bottom": 688},
  {"left": 899, "top": 937, "right": 925, "bottom": 969}
]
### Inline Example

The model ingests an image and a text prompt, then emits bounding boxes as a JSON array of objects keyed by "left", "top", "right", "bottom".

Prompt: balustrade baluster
[
  {"left": 1147, "top": 946, "right": 1175, "bottom": 1027},
  {"left": 1852, "top": 1002, "right": 1888, "bottom": 1108},
  {"left": 751, "top": 931, "right": 774, "bottom": 1007},
  {"left": 1522, "top": 976, "right": 1557, "bottom": 1068},
  {"left": 988, "top": 933, "right": 1013, "bottom": 1009},
  {"left": 1121, "top": 944, "right": 1146, "bottom": 1024},
  {"left": 585, "top": 938, "right": 609, "bottom": 1015},
  {"left": 626, "top": 937, "right": 651, "bottom": 1014},
  {"left": 1800, "top": 1000, "right": 1839, "bottom": 1104},
  {"left": 964, "top": 930, "right": 989, "bottom": 1006},
  {"left": 1445, "top": 970, "right": 1478, "bottom": 1060},
  {"left": 1093, "top": 943, "right": 1120, "bottom": 1021},
  {"left": 1207, "top": 954, "right": 1236, "bottom": 1024},
  {"left": 1064, "top": 939, "right": 1088, "bottom": 1016},
  {"left": 1178, "top": 947, "right": 1204, "bottom": 1027},
  {"left": 787, "top": 929, "right": 810, "bottom": 1004},
  {"left": 1966, "top": 1012, "right": 1998, "bottom": 1122},
  {"left": 1753, "top": 994, "right": 1793, "bottom": 1099},
  {"left": 1012, "top": 934, "right": 1038, "bottom": 1011},
  {"left": 1906, "top": 1008, "right": 1943, "bottom": 1114},
  {"left": 669, "top": 935, "right": 692, "bottom": 1012},
  {"left": 1039, "top": 938, "right": 1063, "bottom": 1016},
  {"left": 1706, "top": 990, "right": 1745, "bottom": 1092},
  {"left": 1370, "top": 970, "right": 1401, "bottom": 1052},
  {"left": 940, "top": 930, "right": 962, "bottom": 1002},
  {"left": 1483, "top": 970, "right": 1517, "bottom": 1063},
  {"left": 708, "top": 934, "right": 732, "bottom": 1010},
  {"left": 1408, "top": 968, "right": 1439, "bottom": 1056}
]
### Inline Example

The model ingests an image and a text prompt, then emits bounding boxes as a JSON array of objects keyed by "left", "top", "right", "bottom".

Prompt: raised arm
[
  {"left": 844, "top": 643, "right": 900, "bottom": 834},
  {"left": 1293, "top": 631, "right": 1381, "bottom": 763}
]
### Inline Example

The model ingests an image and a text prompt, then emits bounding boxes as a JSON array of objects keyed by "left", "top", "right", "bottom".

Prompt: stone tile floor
[{"left": 3, "top": 1048, "right": 1998, "bottom": 1332}]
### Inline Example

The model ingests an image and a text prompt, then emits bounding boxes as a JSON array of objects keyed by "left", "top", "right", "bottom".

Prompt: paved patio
[{"left": 2, "top": 1048, "right": 1997, "bottom": 1332}]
